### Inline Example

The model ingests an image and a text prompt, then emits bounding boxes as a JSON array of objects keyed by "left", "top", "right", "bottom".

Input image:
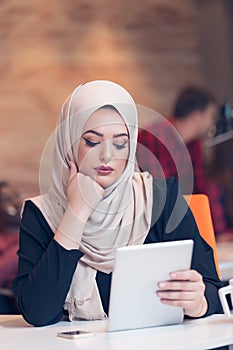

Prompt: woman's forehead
[{"left": 82, "top": 107, "right": 128, "bottom": 134}]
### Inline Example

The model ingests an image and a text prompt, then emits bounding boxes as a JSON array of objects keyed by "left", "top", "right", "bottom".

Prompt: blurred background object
[
  {"left": 215, "top": 102, "right": 233, "bottom": 136},
  {"left": 0, "top": 181, "right": 22, "bottom": 314},
  {"left": 205, "top": 124, "right": 233, "bottom": 241},
  {"left": 0, "top": 182, "right": 21, "bottom": 232},
  {"left": 137, "top": 85, "right": 233, "bottom": 239}
]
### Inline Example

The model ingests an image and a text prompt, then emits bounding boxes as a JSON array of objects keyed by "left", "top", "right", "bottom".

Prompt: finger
[
  {"left": 157, "top": 290, "right": 197, "bottom": 300},
  {"left": 169, "top": 269, "right": 202, "bottom": 282},
  {"left": 68, "top": 161, "right": 77, "bottom": 182},
  {"left": 159, "top": 298, "right": 196, "bottom": 309},
  {"left": 157, "top": 280, "right": 201, "bottom": 292}
]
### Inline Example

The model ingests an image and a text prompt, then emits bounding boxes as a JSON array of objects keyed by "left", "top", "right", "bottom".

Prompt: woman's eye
[
  {"left": 83, "top": 137, "right": 100, "bottom": 147},
  {"left": 113, "top": 141, "right": 128, "bottom": 150}
]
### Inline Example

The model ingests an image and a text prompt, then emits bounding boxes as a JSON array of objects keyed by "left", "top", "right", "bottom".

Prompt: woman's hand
[
  {"left": 66, "top": 161, "right": 104, "bottom": 221},
  {"left": 156, "top": 269, "right": 207, "bottom": 318},
  {"left": 55, "top": 161, "right": 105, "bottom": 249}
]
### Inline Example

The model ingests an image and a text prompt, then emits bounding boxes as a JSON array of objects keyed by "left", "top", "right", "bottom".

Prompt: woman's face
[{"left": 77, "top": 107, "right": 130, "bottom": 188}]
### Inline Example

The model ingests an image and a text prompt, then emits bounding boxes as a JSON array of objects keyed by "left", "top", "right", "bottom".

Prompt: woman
[{"left": 12, "top": 80, "right": 223, "bottom": 327}]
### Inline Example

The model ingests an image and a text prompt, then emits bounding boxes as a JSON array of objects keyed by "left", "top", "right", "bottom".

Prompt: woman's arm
[
  {"left": 12, "top": 201, "right": 83, "bottom": 327},
  {"left": 13, "top": 164, "right": 104, "bottom": 327}
]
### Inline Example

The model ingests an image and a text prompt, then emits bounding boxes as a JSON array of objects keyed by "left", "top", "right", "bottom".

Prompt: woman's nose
[{"left": 99, "top": 141, "right": 112, "bottom": 163}]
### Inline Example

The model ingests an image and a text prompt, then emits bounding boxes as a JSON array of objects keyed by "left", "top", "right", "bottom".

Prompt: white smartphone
[{"left": 57, "top": 329, "right": 95, "bottom": 339}]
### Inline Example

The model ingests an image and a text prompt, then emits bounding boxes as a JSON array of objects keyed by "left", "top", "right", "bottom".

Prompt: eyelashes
[
  {"left": 83, "top": 137, "right": 100, "bottom": 147},
  {"left": 113, "top": 141, "right": 128, "bottom": 150},
  {"left": 83, "top": 137, "right": 128, "bottom": 150}
]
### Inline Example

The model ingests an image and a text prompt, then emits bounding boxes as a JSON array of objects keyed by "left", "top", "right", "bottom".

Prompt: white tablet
[{"left": 108, "top": 239, "right": 193, "bottom": 332}]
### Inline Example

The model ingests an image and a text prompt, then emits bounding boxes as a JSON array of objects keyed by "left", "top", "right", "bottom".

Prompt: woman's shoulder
[
  {"left": 22, "top": 196, "right": 53, "bottom": 234},
  {"left": 22, "top": 197, "right": 43, "bottom": 217},
  {"left": 151, "top": 177, "right": 177, "bottom": 220},
  {"left": 151, "top": 177, "right": 189, "bottom": 230},
  {"left": 23, "top": 194, "right": 43, "bottom": 208},
  {"left": 152, "top": 177, "right": 178, "bottom": 197}
]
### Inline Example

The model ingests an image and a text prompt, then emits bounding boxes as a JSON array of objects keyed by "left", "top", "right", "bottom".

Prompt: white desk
[{"left": 1, "top": 314, "right": 233, "bottom": 350}]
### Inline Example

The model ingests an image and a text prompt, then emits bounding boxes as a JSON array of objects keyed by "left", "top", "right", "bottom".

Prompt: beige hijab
[{"left": 32, "top": 80, "right": 153, "bottom": 320}]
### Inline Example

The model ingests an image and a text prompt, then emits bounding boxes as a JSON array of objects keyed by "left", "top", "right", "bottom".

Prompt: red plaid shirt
[{"left": 137, "top": 118, "right": 227, "bottom": 234}]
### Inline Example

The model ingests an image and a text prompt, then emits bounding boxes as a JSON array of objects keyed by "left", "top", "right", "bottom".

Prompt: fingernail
[
  {"left": 170, "top": 273, "right": 177, "bottom": 278},
  {"left": 158, "top": 282, "right": 166, "bottom": 288}
]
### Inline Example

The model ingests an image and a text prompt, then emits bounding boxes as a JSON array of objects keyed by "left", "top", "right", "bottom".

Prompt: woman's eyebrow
[
  {"left": 83, "top": 130, "right": 129, "bottom": 138},
  {"left": 113, "top": 133, "right": 129, "bottom": 138},
  {"left": 83, "top": 130, "right": 103, "bottom": 137}
]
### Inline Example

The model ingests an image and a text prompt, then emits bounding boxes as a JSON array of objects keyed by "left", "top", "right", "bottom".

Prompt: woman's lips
[{"left": 95, "top": 166, "right": 113, "bottom": 175}]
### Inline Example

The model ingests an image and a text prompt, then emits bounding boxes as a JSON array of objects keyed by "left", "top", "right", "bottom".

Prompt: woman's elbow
[{"left": 16, "top": 297, "right": 63, "bottom": 327}]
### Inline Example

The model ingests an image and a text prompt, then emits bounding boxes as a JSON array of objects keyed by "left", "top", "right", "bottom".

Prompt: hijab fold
[{"left": 31, "top": 80, "right": 153, "bottom": 320}]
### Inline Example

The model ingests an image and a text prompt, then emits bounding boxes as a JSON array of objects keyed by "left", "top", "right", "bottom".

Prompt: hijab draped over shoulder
[{"left": 31, "top": 80, "right": 153, "bottom": 320}]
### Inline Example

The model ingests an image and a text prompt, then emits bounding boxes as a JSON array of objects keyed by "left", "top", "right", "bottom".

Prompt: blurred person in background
[
  {"left": 0, "top": 181, "right": 21, "bottom": 313},
  {"left": 137, "top": 86, "right": 231, "bottom": 240}
]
